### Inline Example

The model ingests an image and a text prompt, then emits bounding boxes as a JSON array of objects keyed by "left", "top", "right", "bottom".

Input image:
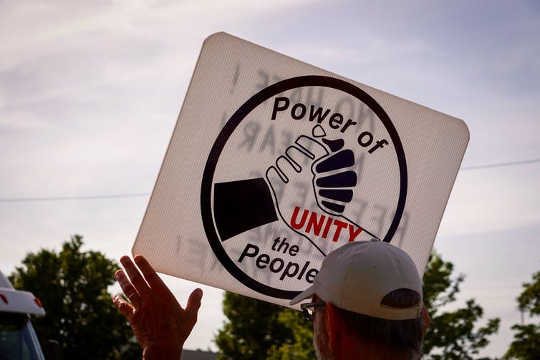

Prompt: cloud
[{"left": 438, "top": 164, "right": 540, "bottom": 237}]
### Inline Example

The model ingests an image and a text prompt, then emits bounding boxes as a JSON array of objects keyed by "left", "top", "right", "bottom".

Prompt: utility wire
[
  {"left": 460, "top": 157, "right": 540, "bottom": 170},
  {"left": 1, "top": 157, "right": 539, "bottom": 203},
  {"left": 0, "top": 193, "right": 150, "bottom": 203}
]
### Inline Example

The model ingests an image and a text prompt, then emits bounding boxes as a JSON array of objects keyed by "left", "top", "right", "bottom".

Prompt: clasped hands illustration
[{"left": 266, "top": 125, "right": 377, "bottom": 256}]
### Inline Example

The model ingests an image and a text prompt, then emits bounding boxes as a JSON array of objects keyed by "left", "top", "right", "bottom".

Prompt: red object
[
  {"left": 0, "top": 293, "right": 8, "bottom": 304},
  {"left": 34, "top": 297, "right": 43, "bottom": 308}
]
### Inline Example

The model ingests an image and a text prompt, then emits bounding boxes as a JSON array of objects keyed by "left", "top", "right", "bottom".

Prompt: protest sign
[{"left": 132, "top": 32, "right": 469, "bottom": 307}]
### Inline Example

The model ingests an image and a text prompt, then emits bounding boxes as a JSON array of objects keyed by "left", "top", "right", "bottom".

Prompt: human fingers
[
  {"left": 266, "top": 165, "right": 287, "bottom": 188},
  {"left": 295, "top": 135, "right": 328, "bottom": 160},
  {"left": 113, "top": 294, "right": 135, "bottom": 321},
  {"left": 185, "top": 288, "right": 203, "bottom": 320},
  {"left": 275, "top": 156, "right": 299, "bottom": 182},
  {"left": 133, "top": 255, "right": 169, "bottom": 294},
  {"left": 285, "top": 145, "right": 310, "bottom": 168},
  {"left": 115, "top": 269, "right": 142, "bottom": 308},
  {"left": 120, "top": 256, "right": 151, "bottom": 294}
]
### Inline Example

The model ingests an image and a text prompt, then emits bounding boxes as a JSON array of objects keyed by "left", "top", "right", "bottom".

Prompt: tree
[
  {"left": 266, "top": 308, "right": 314, "bottom": 360},
  {"left": 422, "top": 253, "right": 500, "bottom": 359},
  {"left": 214, "top": 291, "right": 294, "bottom": 360},
  {"left": 215, "top": 252, "right": 499, "bottom": 359},
  {"left": 505, "top": 271, "right": 540, "bottom": 360},
  {"left": 9, "top": 235, "right": 139, "bottom": 359}
]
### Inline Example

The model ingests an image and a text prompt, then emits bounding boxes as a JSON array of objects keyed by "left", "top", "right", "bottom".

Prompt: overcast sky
[{"left": 1, "top": 0, "right": 539, "bottom": 357}]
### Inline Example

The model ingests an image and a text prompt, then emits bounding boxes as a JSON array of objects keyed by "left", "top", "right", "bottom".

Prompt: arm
[{"left": 113, "top": 255, "right": 203, "bottom": 360}]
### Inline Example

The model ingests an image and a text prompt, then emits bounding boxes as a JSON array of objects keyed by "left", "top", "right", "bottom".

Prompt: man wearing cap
[
  {"left": 113, "top": 241, "right": 428, "bottom": 359},
  {"left": 290, "top": 240, "right": 428, "bottom": 360}
]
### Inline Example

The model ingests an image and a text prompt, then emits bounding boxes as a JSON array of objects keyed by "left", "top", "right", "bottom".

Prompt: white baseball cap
[{"left": 290, "top": 240, "right": 423, "bottom": 320}]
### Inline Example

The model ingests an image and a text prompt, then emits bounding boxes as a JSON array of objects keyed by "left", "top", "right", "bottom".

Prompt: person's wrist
[{"left": 143, "top": 343, "right": 183, "bottom": 360}]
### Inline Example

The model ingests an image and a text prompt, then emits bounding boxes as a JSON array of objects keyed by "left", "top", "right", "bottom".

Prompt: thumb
[{"left": 185, "top": 288, "right": 203, "bottom": 317}]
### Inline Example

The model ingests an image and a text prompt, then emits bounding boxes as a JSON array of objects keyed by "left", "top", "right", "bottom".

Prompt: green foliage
[
  {"left": 266, "top": 309, "right": 314, "bottom": 360},
  {"left": 215, "top": 252, "right": 499, "bottom": 360},
  {"left": 9, "top": 235, "right": 139, "bottom": 359},
  {"left": 214, "top": 291, "right": 294, "bottom": 360},
  {"left": 422, "top": 253, "right": 500, "bottom": 360},
  {"left": 214, "top": 291, "right": 314, "bottom": 360},
  {"left": 516, "top": 271, "right": 540, "bottom": 317},
  {"left": 505, "top": 271, "right": 540, "bottom": 360}
]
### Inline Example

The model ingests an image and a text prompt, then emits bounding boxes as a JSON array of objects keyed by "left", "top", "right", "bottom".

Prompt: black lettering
[
  {"left": 256, "top": 254, "right": 270, "bottom": 269},
  {"left": 291, "top": 103, "right": 307, "bottom": 120},
  {"left": 289, "top": 245, "right": 299, "bottom": 256},
  {"left": 297, "top": 261, "right": 310, "bottom": 280},
  {"left": 280, "top": 262, "right": 300, "bottom": 280},
  {"left": 271, "top": 97, "right": 289, "bottom": 120},
  {"left": 272, "top": 237, "right": 280, "bottom": 251},
  {"left": 277, "top": 238, "right": 290, "bottom": 253},
  {"left": 269, "top": 258, "right": 285, "bottom": 273},
  {"left": 368, "top": 139, "right": 389, "bottom": 154},
  {"left": 238, "top": 243, "right": 259, "bottom": 263},
  {"left": 358, "top": 131, "right": 374, "bottom": 147},
  {"left": 341, "top": 118, "right": 357, "bottom": 133},
  {"left": 306, "top": 268, "right": 318, "bottom": 283},
  {"left": 329, "top": 113, "right": 343, "bottom": 129},
  {"left": 308, "top": 105, "right": 331, "bottom": 123}
]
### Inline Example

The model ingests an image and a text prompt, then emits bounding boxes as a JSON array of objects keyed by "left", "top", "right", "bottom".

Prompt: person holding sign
[
  {"left": 289, "top": 240, "right": 429, "bottom": 360},
  {"left": 113, "top": 240, "right": 429, "bottom": 360},
  {"left": 113, "top": 255, "right": 203, "bottom": 360}
]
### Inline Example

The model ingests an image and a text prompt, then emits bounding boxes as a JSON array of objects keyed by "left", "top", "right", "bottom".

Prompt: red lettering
[
  {"left": 332, "top": 220, "right": 348, "bottom": 242},
  {"left": 306, "top": 212, "right": 326, "bottom": 236},
  {"left": 348, "top": 224, "right": 363, "bottom": 242},
  {"left": 291, "top": 207, "right": 360, "bottom": 244},
  {"left": 290, "top": 206, "right": 309, "bottom": 230},
  {"left": 321, "top": 216, "right": 334, "bottom": 239}
]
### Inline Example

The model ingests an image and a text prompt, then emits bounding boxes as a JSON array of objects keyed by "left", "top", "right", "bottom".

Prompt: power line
[
  {"left": 460, "top": 157, "right": 540, "bottom": 170},
  {"left": 1, "top": 157, "right": 539, "bottom": 203},
  {"left": 0, "top": 193, "right": 149, "bottom": 203}
]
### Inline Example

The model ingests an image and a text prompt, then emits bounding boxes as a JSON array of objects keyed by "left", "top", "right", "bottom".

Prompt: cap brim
[{"left": 289, "top": 284, "right": 317, "bottom": 306}]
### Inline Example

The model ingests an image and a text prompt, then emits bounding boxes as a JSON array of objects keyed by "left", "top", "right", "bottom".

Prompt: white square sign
[{"left": 133, "top": 32, "right": 469, "bottom": 307}]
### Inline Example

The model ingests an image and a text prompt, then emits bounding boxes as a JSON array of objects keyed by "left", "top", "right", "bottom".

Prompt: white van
[{"left": 0, "top": 271, "right": 46, "bottom": 360}]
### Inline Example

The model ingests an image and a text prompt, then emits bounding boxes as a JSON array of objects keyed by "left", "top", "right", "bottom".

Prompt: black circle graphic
[{"left": 201, "top": 76, "right": 408, "bottom": 299}]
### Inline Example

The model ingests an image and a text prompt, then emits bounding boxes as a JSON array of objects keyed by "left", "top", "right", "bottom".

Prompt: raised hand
[{"left": 113, "top": 255, "right": 203, "bottom": 360}]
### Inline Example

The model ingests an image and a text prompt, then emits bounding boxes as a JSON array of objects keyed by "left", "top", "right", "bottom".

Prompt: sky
[{"left": 1, "top": 0, "right": 539, "bottom": 357}]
